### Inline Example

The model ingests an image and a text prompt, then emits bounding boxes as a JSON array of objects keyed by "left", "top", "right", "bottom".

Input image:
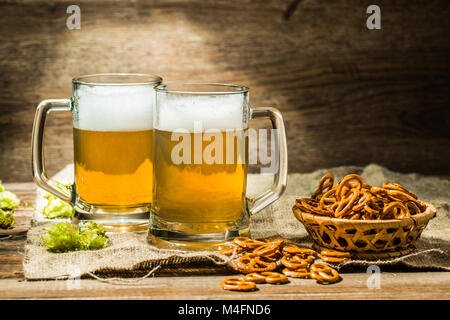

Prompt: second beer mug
[
  {"left": 149, "top": 83, "right": 287, "bottom": 249},
  {"left": 31, "top": 73, "right": 162, "bottom": 232}
]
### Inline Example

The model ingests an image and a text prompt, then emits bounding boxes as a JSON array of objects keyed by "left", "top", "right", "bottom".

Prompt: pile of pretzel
[
  {"left": 219, "top": 237, "right": 347, "bottom": 291},
  {"left": 295, "top": 173, "right": 427, "bottom": 220}
]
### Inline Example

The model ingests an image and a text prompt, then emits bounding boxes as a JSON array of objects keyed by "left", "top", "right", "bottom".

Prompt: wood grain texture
[
  {"left": 0, "top": 0, "right": 450, "bottom": 181},
  {"left": 0, "top": 182, "right": 449, "bottom": 299},
  {"left": 1, "top": 273, "right": 450, "bottom": 300}
]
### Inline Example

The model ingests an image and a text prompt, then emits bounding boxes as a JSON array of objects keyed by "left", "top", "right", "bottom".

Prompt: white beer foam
[
  {"left": 155, "top": 94, "right": 248, "bottom": 131},
  {"left": 74, "top": 85, "right": 155, "bottom": 131}
]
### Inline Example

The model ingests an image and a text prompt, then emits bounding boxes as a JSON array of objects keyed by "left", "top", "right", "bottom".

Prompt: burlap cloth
[{"left": 23, "top": 164, "right": 450, "bottom": 280}]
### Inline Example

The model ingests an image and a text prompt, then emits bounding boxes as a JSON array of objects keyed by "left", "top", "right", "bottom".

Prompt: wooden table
[{"left": 1, "top": 183, "right": 449, "bottom": 300}]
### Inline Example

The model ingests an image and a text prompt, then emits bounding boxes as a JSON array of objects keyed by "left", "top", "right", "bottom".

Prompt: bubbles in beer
[
  {"left": 74, "top": 85, "right": 155, "bottom": 131},
  {"left": 155, "top": 94, "right": 248, "bottom": 131}
]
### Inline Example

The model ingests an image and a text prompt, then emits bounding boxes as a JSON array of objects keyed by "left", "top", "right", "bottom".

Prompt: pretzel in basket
[
  {"left": 311, "top": 173, "right": 334, "bottom": 199},
  {"left": 335, "top": 174, "right": 363, "bottom": 201},
  {"left": 220, "top": 277, "right": 256, "bottom": 291},
  {"left": 295, "top": 173, "right": 427, "bottom": 220},
  {"left": 382, "top": 202, "right": 411, "bottom": 219}
]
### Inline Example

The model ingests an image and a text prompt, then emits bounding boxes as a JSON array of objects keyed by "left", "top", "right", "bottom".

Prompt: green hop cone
[
  {"left": 80, "top": 230, "right": 109, "bottom": 250},
  {"left": 42, "top": 222, "right": 82, "bottom": 253},
  {"left": 0, "top": 180, "right": 4, "bottom": 192},
  {"left": 0, "top": 209, "right": 15, "bottom": 229},
  {"left": 42, "top": 194, "right": 74, "bottom": 219},
  {"left": 79, "top": 221, "right": 107, "bottom": 236},
  {"left": 0, "top": 190, "right": 20, "bottom": 210},
  {"left": 42, "top": 221, "right": 108, "bottom": 252},
  {"left": 79, "top": 222, "right": 108, "bottom": 250}
]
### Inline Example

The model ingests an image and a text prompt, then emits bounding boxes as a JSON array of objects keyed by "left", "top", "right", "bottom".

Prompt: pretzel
[
  {"left": 320, "top": 250, "right": 351, "bottom": 258},
  {"left": 310, "top": 263, "right": 340, "bottom": 284},
  {"left": 243, "top": 273, "right": 267, "bottom": 284},
  {"left": 282, "top": 245, "right": 318, "bottom": 257},
  {"left": 351, "top": 190, "right": 373, "bottom": 212},
  {"left": 261, "top": 250, "right": 281, "bottom": 261},
  {"left": 233, "top": 237, "right": 266, "bottom": 250},
  {"left": 295, "top": 173, "right": 426, "bottom": 220},
  {"left": 259, "top": 272, "right": 289, "bottom": 284},
  {"left": 334, "top": 188, "right": 359, "bottom": 218},
  {"left": 382, "top": 183, "right": 417, "bottom": 199},
  {"left": 281, "top": 255, "right": 313, "bottom": 270},
  {"left": 319, "top": 188, "right": 338, "bottom": 210},
  {"left": 310, "top": 263, "right": 332, "bottom": 274},
  {"left": 219, "top": 243, "right": 246, "bottom": 256},
  {"left": 335, "top": 174, "right": 363, "bottom": 201},
  {"left": 296, "top": 198, "right": 330, "bottom": 216},
  {"left": 220, "top": 277, "right": 256, "bottom": 291},
  {"left": 235, "top": 253, "right": 277, "bottom": 273},
  {"left": 320, "top": 249, "right": 350, "bottom": 263},
  {"left": 282, "top": 268, "right": 311, "bottom": 278},
  {"left": 253, "top": 239, "right": 283, "bottom": 257},
  {"left": 405, "top": 201, "right": 422, "bottom": 215},
  {"left": 382, "top": 201, "right": 411, "bottom": 219},
  {"left": 321, "top": 256, "right": 349, "bottom": 263},
  {"left": 312, "top": 173, "right": 334, "bottom": 199},
  {"left": 350, "top": 213, "right": 361, "bottom": 220}
]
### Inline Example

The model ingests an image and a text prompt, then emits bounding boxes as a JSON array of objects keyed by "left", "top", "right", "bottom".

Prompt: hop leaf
[
  {"left": 0, "top": 209, "right": 15, "bottom": 229},
  {"left": 42, "top": 194, "right": 74, "bottom": 219},
  {"left": 42, "top": 222, "right": 82, "bottom": 253},
  {"left": 0, "top": 190, "right": 20, "bottom": 210},
  {"left": 42, "top": 221, "right": 108, "bottom": 252}
]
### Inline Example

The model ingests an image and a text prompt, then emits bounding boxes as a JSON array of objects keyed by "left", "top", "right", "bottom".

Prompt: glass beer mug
[
  {"left": 149, "top": 83, "right": 287, "bottom": 249},
  {"left": 31, "top": 73, "right": 162, "bottom": 232}
]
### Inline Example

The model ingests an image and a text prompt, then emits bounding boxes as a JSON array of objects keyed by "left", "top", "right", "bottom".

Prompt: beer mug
[
  {"left": 31, "top": 73, "right": 162, "bottom": 232},
  {"left": 149, "top": 83, "right": 287, "bottom": 249}
]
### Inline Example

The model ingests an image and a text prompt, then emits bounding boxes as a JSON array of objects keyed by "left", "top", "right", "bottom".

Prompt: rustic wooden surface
[
  {"left": 1, "top": 0, "right": 450, "bottom": 182},
  {"left": 1, "top": 182, "right": 449, "bottom": 300}
]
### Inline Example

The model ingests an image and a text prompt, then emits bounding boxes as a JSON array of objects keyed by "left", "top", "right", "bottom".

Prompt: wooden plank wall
[{"left": 0, "top": 0, "right": 449, "bottom": 182}]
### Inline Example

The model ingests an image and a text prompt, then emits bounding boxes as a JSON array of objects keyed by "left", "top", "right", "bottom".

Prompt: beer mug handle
[
  {"left": 31, "top": 99, "right": 73, "bottom": 202},
  {"left": 249, "top": 107, "right": 288, "bottom": 215}
]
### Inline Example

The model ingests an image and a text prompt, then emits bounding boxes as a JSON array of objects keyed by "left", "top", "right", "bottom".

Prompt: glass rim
[
  {"left": 72, "top": 73, "right": 163, "bottom": 86},
  {"left": 155, "top": 82, "right": 249, "bottom": 95}
]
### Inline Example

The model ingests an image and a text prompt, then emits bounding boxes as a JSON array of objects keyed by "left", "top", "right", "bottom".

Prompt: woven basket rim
[{"left": 292, "top": 201, "right": 436, "bottom": 226}]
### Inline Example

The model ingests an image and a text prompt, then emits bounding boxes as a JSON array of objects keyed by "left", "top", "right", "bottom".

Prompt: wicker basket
[{"left": 292, "top": 202, "right": 437, "bottom": 259}]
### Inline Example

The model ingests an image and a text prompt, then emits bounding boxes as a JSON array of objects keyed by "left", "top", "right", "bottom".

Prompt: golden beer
[
  {"left": 148, "top": 83, "right": 287, "bottom": 248},
  {"left": 74, "top": 128, "right": 154, "bottom": 206},
  {"left": 152, "top": 129, "right": 248, "bottom": 233}
]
